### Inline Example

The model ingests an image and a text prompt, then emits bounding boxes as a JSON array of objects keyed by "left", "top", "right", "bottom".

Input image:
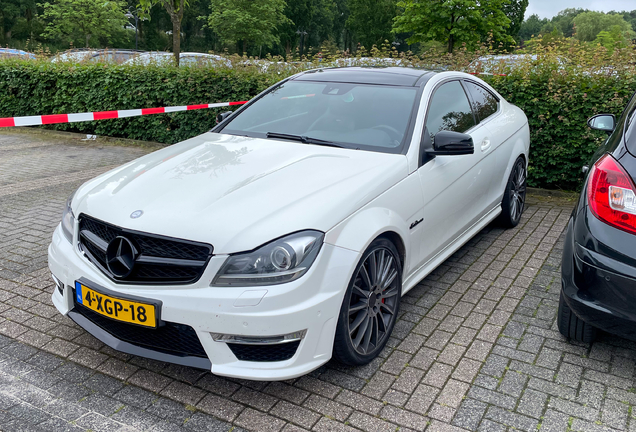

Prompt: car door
[
  {"left": 463, "top": 80, "right": 508, "bottom": 210},
  {"left": 415, "top": 80, "right": 495, "bottom": 268}
]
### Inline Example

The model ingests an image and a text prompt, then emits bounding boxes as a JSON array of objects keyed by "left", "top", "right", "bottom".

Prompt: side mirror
[
  {"left": 587, "top": 114, "right": 615, "bottom": 134},
  {"left": 216, "top": 111, "right": 233, "bottom": 124},
  {"left": 427, "top": 130, "right": 474, "bottom": 156}
]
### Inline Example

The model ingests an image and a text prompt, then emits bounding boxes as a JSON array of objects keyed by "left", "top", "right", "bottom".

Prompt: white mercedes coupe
[{"left": 49, "top": 67, "right": 529, "bottom": 380}]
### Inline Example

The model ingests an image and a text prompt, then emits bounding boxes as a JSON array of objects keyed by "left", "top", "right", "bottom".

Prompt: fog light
[
  {"left": 52, "top": 273, "right": 64, "bottom": 296},
  {"left": 211, "top": 329, "right": 306, "bottom": 345}
]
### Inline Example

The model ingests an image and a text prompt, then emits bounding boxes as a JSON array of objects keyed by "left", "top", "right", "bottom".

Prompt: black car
[{"left": 559, "top": 93, "right": 636, "bottom": 343}]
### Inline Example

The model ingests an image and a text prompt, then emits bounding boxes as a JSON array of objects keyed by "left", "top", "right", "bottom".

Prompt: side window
[
  {"left": 628, "top": 106, "right": 636, "bottom": 129},
  {"left": 626, "top": 106, "right": 636, "bottom": 142},
  {"left": 425, "top": 81, "right": 475, "bottom": 139},
  {"left": 464, "top": 81, "right": 499, "bottom": 122}
]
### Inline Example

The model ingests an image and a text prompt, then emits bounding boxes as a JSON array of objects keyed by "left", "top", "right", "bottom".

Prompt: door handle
[{"left": 480, "top": 139, "right": 491, "bottom": 152}]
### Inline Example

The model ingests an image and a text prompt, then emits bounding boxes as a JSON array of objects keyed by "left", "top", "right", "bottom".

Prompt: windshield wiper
[{"left": 265, "top": 132, "right": 344, "bottom": 148}]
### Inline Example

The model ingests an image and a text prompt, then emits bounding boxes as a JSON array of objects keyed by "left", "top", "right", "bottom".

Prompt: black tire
[
  {"left": 498, "top": 157, "right": 527, "bottom": 228},
  {"left": 333, "top": 238, "right": 402, "bottom": 366},
  {"left": 558, "top": 291, "right": 597, "bottom": 343}
]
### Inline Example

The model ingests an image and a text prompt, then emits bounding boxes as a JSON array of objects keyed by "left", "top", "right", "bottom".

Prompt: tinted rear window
[{"left": 464, "top": 82, "right": 499, "bottom": 122}]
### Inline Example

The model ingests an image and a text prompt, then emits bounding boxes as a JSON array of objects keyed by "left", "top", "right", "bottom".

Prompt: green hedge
[
  {"left": 486, "top": 71, "right": 636, "bottom": 191},
  {"left": 0, "top": 58, "right": 635, "bottom": 191},
  {"left": 0, "top": 61, "right": 277, "bottom": 145}
]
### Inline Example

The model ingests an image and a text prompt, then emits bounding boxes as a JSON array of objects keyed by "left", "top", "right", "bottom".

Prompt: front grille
[
  {"left": 78, "top": 215, "right": 213, "bottom": 285},
  {"left": 75, "top": 305, "right": 208, "bottom": 358},
  {"left": 227, "top": 341, "right": 301, "bottom": 362}
]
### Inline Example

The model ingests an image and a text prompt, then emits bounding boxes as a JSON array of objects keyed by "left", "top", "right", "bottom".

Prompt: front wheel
[
  {"left": 498, "top": 156, "right": 527, "bottom": 228},
  {"left": 332, "top": 238, "right": 402, "bottom": 366}
]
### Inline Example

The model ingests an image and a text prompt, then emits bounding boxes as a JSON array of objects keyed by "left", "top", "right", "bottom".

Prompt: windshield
[{"left": 220, "top": 81, "right": 418, "bottom": 153}]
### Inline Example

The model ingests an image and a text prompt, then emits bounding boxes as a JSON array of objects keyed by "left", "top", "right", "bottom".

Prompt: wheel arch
[
  {"left": 324, "top": 206, "right": 411, "bottom": 275},
  {"left": 494, "top": 132, "right": 529, "bottom": 195},
  {"left": 377, "top": 231, "right": 406, "bottom": 271}
]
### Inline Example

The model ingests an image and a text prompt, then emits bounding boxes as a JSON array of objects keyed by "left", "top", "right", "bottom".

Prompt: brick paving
[{"left": 0, "top": 129, "right": 633, "bottom": 432}]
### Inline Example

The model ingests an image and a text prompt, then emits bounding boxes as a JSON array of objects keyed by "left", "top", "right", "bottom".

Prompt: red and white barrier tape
[{"left": 0, "top": 100, "right": 248, "bottom": 128}]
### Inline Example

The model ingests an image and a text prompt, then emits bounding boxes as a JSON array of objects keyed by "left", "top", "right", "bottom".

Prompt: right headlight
[
  {"left": 212, "top": 230, "right": 324, "bottom": 286},
  {"left": 61, "top": 191, "right": 76, "bottom": 243}
]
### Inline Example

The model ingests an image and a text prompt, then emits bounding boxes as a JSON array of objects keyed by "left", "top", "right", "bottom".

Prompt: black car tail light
[{"left": 588, "top": 154, "right": 636, "bottom": 235}]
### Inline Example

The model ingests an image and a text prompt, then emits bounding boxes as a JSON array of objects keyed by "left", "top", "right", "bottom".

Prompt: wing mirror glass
[
  {"left": 216, "top": 111, "right": 233, "bottom": 124},
  {"left": 587, "top": 114, "right": 615, "bottom": 134},
  {"left": 427, "top": 130, "right": 474, "bottom": 156}
]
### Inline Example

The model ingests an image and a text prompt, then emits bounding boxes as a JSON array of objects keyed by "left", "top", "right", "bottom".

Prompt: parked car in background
[
  {"left": 237, "top": 59, "right": 294, "bottom": 73},
  {"left": 238, "top": 60, "right": 319, "bottom": 74},
  {"left": 124, "top": 52, "right": 231, "bottom": 68},
  {"left": 332, "top": 57, "right": 407, "bottom": 68},
  {"left": 559, "top": 92, "right": 636, "bottom": 343},
  {"left": 50, "top": 49, "right": 97, "bottom": 63},
  {"left": 88, "top": 49, "right": 145, "bottom": 64},
  {"left": 237, "top": 58, "right": 272, "bottom": 71},
  {"left": 0, "top": 48, "right": 36, "bottom": 60},
  {"left": 468, "top": 54, "right": 538, "bottom": 75},
  {"left": 50, "top": 49, "right": 145, "bottom": 64},
  {"left": 49, "top": 67, "right": 529, "bottom": 380}
]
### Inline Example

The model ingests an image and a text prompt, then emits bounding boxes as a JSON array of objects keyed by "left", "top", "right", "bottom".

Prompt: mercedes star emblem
[{"left": 106, "top": 236, "right": 138, "bottom": 278}]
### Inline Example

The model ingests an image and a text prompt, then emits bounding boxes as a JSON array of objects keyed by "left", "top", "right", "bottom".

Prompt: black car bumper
[{"left": 561, "top": 208, "right": 636, "bottom": 341}]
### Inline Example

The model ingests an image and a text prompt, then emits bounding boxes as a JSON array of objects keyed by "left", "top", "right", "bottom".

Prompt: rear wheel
[
  {"left": 333, "top": 238, "right": 401, "bottom": 366},
  {"left": 558, "top": 291, "right": 597, "bottom": 343},
  {"left": 498, "top": 157, "right": 526, "bottom": 228}
]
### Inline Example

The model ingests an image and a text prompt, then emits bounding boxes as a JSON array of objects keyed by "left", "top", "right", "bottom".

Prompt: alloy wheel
[
  {"left": 509, "top": 160, "right": 526, "bottom": 223},
  {"left": 347, "top": 247, "right": 399, "bottom": 355}
]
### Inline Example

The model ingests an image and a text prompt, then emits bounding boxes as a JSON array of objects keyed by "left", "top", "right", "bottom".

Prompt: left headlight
[
  {"left": 61, "top": 191, "right": 76, "bottom": 243},
  {"left": 212, "top": 230, "right": 324, "bottom": 286}
]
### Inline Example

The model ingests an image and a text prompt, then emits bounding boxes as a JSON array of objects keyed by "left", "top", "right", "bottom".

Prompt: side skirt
[{"left": 402, "top": 205, "right": 502, "bottom": 295}]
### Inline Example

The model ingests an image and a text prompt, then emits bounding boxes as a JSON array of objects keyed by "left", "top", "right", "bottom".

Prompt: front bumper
[
  {"left": 48, "top": 224, "right": 359, "bottom": 380},
  {"left": 561, "top": 214, "right": 636, "bottom": 341}
]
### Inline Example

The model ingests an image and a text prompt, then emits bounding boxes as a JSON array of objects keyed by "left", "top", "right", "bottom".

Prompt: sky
[{"left": 525, "top": 0, "right": 636, "bottom": 19}]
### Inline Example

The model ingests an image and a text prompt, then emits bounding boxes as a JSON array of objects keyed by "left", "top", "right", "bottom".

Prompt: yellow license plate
[{"left": 74, "top": 281, "right": 156, "bottom": 328}]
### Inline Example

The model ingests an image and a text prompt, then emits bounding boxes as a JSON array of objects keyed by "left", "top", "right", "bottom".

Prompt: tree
[
  {"left": 392, "top": 0, "right": 514, "bottom": 53},
  {"left": 39, "top": 0, "right": 128, "bottom": 48},
  {"left": 279, "top": 0, "right": 336, "bottom": 57},
  {"left": 205, "top": 0, "right": 290, "bottom": 54},
  {"left": 502, "top": 0, "right": 528, "bottom": 44},
  {"left": 524, "top": 26, "right": 565, "bottom": 48},
  {"left": 346, "top": 0, "right": 397, "bottom": 49},
  {"left": 0, "top": 0, "right": 24, "bottom": 43},
  {"left": 594, "top": 24, "right": 635, "bottom": 51},
  {"left": 139, "top": 0, "right": 190, "bottom": 65},
  {"left": 621, "top": 10, "right": 636, "bottom": 33},
  {"left": 518, "top": 14, "right": 547, "bottom": 42},
  {"left": 549, "top": 8, "right": 586, "bottom": 38},
  {"left": 332, "top": 0, "right": 349, "bottom": 51},
  {"left": 573, "top": 11, "right": 633, "bottom": 42},
  {"left": 7, "top": 3, "right": 43, "bottom": 45},
  {"left": 181, "top": 0, "right": 217, "bottom": 52}
]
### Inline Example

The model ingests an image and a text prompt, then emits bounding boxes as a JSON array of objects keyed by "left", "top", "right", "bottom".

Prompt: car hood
[{"left": 74, "top": 132, "right": 407, "bottom": 254}]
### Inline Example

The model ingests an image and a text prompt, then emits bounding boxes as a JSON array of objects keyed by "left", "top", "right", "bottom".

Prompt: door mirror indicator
[
  {"left": 427, "top": 130, "right": 474, "bottom": 156},
  {"left": 587, "top": 114, "right": 615, "bottom": 134}
]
